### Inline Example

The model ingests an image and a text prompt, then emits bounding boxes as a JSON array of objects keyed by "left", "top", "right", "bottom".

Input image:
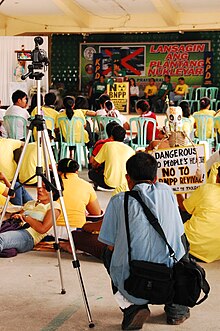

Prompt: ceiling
[{"left": 0, "top": 0, "right": 220, "bottom": 35}]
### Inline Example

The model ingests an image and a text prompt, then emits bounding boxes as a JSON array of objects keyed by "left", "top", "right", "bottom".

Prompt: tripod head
[
  {"left": 21, "top": 64, "right": 45, "bottom": 80},
  {"left": 21, "top": 36, "right": 49, "bottom": 81}
]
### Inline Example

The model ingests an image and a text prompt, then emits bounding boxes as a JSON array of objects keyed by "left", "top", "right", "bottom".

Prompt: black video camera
[{"left": 31, "top": 36, "right": 49, "bottom": 67}]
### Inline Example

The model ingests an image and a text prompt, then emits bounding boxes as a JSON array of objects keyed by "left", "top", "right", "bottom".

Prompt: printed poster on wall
[
  {"left": 80, "top": 41, "right": 210, "bottom": 94},
  {"left": 151, "top": 144, "right": 206, "bottom": 194}
]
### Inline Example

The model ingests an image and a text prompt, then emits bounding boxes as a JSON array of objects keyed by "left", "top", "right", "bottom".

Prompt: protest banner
[
  {"left": 151, "top": 144, "right": 206, "bottom": 193},
  {"left": 80, "top": 41, "right": 210, "bottom": 93},
  {"left": 107, "top": 81, "right": 129, "bottom": 113}
]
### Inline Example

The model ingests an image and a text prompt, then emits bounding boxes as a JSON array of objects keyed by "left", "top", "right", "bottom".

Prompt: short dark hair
[
  {"left": 200, "top": 97, "right": 210, "bottom": 110},
  {"left": 44, "top": 92, "right": 56, "bottom": 106},
  {"left": 106, "top": 121, "right": 119, "bottom": 137},
  {"left": 75, "top": 95, "right": 89, "bottom": 110},
  {"left": 12, "top": 90, "right": 27, "bottom": 104},
  {"left": 111, "top": 125, "right": 126, "bottom": 142},
  {"left": 57, "top": 158, "right": 79, "bottom": 176},
  {"left": 136, "top": 99, "right": 150, "bottom": 113},
  {"left": 179, "top": 100, "right": 191, "bottom": 118},
  {"left": 126, "top": 152, "right": 157, "bottom": 181},
  {"left": 46, "top": 171, "right": 64, "bottom": 201},
  {"left": 29, "top": 93, "right": 43, "bottom": 112},
  {"left": 99, "top": 94, "right": 110, "bottom": 107},
  {"left": 104, "top": 100, "right": 114, "bottom": 111}
]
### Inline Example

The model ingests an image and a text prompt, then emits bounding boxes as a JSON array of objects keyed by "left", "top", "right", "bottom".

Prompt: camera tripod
[{"left": 0, "top": 68, "right": 95, "bottom": 327}]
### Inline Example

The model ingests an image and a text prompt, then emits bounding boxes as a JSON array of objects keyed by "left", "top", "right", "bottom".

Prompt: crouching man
[{"left": 98, "top": 153, "right": 189, "bottom": 330}]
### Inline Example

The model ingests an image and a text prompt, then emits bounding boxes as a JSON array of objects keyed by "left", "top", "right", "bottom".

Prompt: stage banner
[
  {"left": 93, "top": 53, "right": 103, "bottom": 81},
  {"left": 107, "top": 82, "right": 129, "bottom": 113},
  {"left": 80, "top": 41, "right": 210, "bottom": 94},
  {"left": 145, "top": 41, "right": 210, "bottom": 86},
  {"left": 151, "top": 144, "right": 206, "bottom": 194},
  {"left": 203, "top": 51, "right": 213, "bottom": 86}
]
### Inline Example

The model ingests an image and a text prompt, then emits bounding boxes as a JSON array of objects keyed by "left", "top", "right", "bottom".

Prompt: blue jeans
[
  {"left": 10, "top": 182, "right": 33, "bottom": 206},
  {"left": 164, "top": 303, "right": 189, "bottom": 319},
  {"left": 0, "top": 229, "right": 34, "bottom": 253}
]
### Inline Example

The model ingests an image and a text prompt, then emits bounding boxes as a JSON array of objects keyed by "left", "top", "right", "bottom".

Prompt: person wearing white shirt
[
  {"left": 129, "top": 78, "right": 139, "bottom": 112},
  {"left": 4, "top": 90, "right": 29, "bottom": 140}
]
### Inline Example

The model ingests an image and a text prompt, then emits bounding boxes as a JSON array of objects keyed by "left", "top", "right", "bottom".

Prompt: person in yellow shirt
[
  {"left": 0, "top": 137, "right": 23, "bottom": 182},
  {"left": 89, "top": 125, "right": 135, "bottom": 189},
  {"left": 207, "top": 161, "right": 220, "bottom": 183},
  {"left": 193, "top": 97, "right": 215, "bottom": 139},
  {"left": 19, "top": 142, "right": 43, "bottom": 185},
  {"left": 0, "top": 177, "right": 61, "bottom": 256},
  {"left": 56, "top": 96, "right": 90, "bottom": 158},
  {"left": 177, "top": 166, "right": 220, "bottom": 263},
  {"left": 55, "top": 158, "right": 101, "bottom": 231},
  {"left": 0, "top": 170, "right": 33, "bottom": 206},
  {"left": 179, "top": 101, "right": 195, "bottom": 141},
  {"left": 144, "top": 78, "right": 158, "bottom": 110},
  {"left": 214, "top": 108, "right": 220, "bottom": 140},
  {"left": 31, "top": 92, "right": 58, "bottom": 139},
  {"left": 170, "top": 77, "right": 188, "bottom": 105},
  {"left": 0, "top": 173, "right": 12, "bottom": 205},
  {"left": 51, "top": 158, "right": 103, "bottom": 257}
]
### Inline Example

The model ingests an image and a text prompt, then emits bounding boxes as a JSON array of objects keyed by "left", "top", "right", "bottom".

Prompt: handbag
[
  {"left": 124, "top": 191, "right": 175, "bottom": 304},
  {"left": 123, "top": 190, "right": 210, "bottom": 307},
  {"left": 0, "top": 217, "right": 23, "bottom": 258},
  {"left": 173, "top": 256, "right": 210, "bottom": 307}
]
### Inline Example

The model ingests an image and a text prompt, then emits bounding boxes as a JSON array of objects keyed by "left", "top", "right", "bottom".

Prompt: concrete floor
[{"left": 1, "top": 170, "right": 220, "bottom": 331}]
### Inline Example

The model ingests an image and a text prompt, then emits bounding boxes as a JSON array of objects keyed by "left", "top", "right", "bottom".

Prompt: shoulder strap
[
  {"left": 124, "top": 190, "right": 176, "bottom": 260},
  {"left": 124, "top": 191, "right": 132, "bottom": 263}
]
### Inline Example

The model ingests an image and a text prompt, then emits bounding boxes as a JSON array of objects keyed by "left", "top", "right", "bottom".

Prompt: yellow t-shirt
[
  {"left": 31, "top": 106, "right": 58, "bottom": 139},
  {"left": 95, "top": 141, "right": 135, "bottom": 188},
  {"left": 182, "top": 116, "right": 195, "bottom": 139},
  {"left": 144, "top": 85, "right": 158, "bottom": 97},
  {"left": 0, "top": 138, "right": 22, "bottom": 181},
  {"left": 56, "top": 109, "right": 89, "bottom": 143},
  {"left": 56, "top": 173, "right": 97, "bottom": 228},
  {"left": 24, "top": 200, "right": 61, "bottom": 245},
  {"left": 19, "top": 142, "right": 45, "bottom": 185},
  {"left": 32, "top": 105, "right": 58, "bottom": 119},
  {"left": 184, "top": 183, "right": 220, "bottom": 263},
  {"left": 193, "top": 109, "right": 215, "bottom": 138},
  {"left": 112, "top": 182, "right": 129, "bottom": 196},
  {"left": 214, "top": 113, "right": 220, "bottom": 134},
  {"left": 0, "top": 182, "right": 6, "bottom": 205},
  {"left": 207, "top": 162, "right": 220, "bottom": 183},
  {"left": 174, "top": 84, "right": 188, "bottom": 95}
]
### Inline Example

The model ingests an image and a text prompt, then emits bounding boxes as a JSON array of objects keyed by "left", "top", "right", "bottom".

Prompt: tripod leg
[
  {"left": 0, "top": 129, "right": 33, "bottom": 225},
  {"left": 42, "top": 129, "right": 95, "bottom": 328},
  {"left": 41, "top": 134, "right": 66, "bottom": 294}
]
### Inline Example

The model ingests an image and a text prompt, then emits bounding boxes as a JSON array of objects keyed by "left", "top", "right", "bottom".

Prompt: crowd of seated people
[
  {"left": 2, "top": 67, "right": 220, "bottom": 331},
  {"left": 1, "top": 84, "right": 220, "bottom": 273}
]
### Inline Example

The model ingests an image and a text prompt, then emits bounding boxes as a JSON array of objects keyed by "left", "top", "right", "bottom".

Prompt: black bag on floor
[
  {"left": 123, "top": 190, "right": 210, "bottom": 307},
  {"left": 173, "top": 256, "right": 210, "bottom": 307}
]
